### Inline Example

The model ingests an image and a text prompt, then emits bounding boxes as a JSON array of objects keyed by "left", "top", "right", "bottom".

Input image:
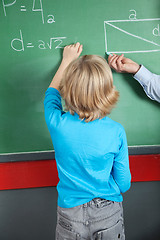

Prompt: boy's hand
[
  {"left": 62, "top": 42, "right": 83, "bottom": 65},
  {"left": 49, "top": 42, "right": 82, "bottom": 90},
  {"left": 108, "top": 54, "right": 140, "bottom": 75}
]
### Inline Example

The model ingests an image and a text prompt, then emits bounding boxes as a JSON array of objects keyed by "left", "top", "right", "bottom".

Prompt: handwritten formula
[
  {"left": 2, "top": 0, "right": 55, "bottom": 24},
  {"left": 2, "top": 0, "right": 67, "bottom": 52},
  {"left": 11, "top": 30, "right": 66, "bottom": 52}
]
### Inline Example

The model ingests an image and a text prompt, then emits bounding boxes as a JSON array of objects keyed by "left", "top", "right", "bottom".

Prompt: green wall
[{"left": 0, "top": 0, "right": 160, "bottom": 153}]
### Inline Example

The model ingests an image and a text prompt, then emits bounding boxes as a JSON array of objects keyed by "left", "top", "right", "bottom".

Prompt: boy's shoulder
[
  {"left": 105, "top": 116, "right": 124, "bottom": 127},
  {"left": 103, "top": 117, "right": 126, "bottom": 134}
]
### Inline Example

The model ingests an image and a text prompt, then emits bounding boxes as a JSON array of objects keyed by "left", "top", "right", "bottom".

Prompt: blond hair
[{"left": 59, "top": 55, "right": 119, "bottom": 122}]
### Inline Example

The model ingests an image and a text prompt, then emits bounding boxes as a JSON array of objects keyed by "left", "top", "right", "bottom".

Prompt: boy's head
[{"left": 60, "top": 55, "right": 119, "bottom": 122}]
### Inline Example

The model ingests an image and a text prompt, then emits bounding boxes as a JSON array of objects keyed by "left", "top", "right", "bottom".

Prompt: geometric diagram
[{"left": 104, "top": 18, "right": 160, "bottom": 54}]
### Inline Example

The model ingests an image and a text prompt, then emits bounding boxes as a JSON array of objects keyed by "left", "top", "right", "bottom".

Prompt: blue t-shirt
[{"left": 44, "top": 87, "right": 131, "bottom": 208}]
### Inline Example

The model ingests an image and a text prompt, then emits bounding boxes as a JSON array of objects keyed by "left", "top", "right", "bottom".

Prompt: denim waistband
[{"left": 83, "top": 198, "right": 112, "bottom": 208}]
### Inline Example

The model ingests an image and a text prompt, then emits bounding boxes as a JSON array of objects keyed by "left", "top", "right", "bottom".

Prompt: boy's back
[
  {"left": 44, "top": 43, "right": 131, "bottom": 239},
  {"left": 44, "top": 87, "right": 131, "bottom": 208}
]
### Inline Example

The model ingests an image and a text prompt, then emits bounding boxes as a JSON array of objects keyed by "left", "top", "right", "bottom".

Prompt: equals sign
[
  {"left": 27, "top": 43, "right": 34, "bottom": 48},
  {"left": 21, "top": 6, "right": 27, "bottom": 12}
]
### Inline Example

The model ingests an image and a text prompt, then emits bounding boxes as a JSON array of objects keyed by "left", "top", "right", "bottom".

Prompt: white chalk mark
[
  {"left": 27, "top": 43, "right": 34, "bottom": 48},
  {"left": 32, "top": 0, "right": 44, "bottom": 24},
  {"left": 106, "top": 22, "right": 160, "bottom": 47},
  {"left": 129, "top": 9, "right": 137, "bottom": 20},
  {"left": 54, "top": 39, "right": 63, "bottom": 49},
  {"left": 104, "top": 18, "right": 160, "bottom": 54},
  {"left": 107, "top": 49, "right": 160, "bottom": 54},
  {"left": 11, "top": 29, "right": 24, "bottom": 51},
  {"left": 47, "top": 37, "right": 66, "bottom": 49},
  {"left": 105, "top": 18, "right": 160, "bottom": 23},
  {"left": 2, "top": 0, "right": 16, "bottom": 16},
  {"left": 38, "top": 40, "right": 46, "bottom": 49},
  {"left": 153, "top": 24, "right": 160, "bottom": 37},
  {"left": 47, "top": 15, "right": 55, "bottom": 24},
  {"left": 39, "top": 0, "right": 44, "bottom": 24},
  {"left": 104, "top": 21, "right": 107, "bottom": 53},
  {"left": 20, "top": 6, "right": 26, "bottom": 11}
]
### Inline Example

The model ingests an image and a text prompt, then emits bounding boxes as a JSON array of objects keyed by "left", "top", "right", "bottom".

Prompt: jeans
[{"left": 56, "top": 198, "right": 125, "bottom": 240}]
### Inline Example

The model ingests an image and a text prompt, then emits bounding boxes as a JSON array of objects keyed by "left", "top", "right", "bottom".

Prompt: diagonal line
[{"left": 106, "top": 22, "right": 160, "bottom": 47}]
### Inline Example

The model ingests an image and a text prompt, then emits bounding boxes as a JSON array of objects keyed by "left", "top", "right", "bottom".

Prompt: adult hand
[{"left": 108, "top": 54, "right": 140, "bottom": 74}]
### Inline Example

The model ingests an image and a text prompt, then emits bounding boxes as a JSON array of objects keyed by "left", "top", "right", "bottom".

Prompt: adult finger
[
  {"left": 108, "top": 55, "right": 119, "bottom": 70},
  {"left": 108, "top": 54, "right": 118, "bottom": 66},
  {"left": 116, "top": 54, "right": 124, "bottom": 72},
  {"left": 108, "top": 53, "right": 115, "bottom": 63}
]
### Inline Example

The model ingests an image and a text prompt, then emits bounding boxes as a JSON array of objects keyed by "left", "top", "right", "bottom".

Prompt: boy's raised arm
[{"left": 49, "top": 43, "right": 83, "bottom": 90}]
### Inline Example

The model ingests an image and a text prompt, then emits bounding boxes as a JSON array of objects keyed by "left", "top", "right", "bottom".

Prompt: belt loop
[
  {"left": 96, "top": 202, "right": 101, "bottom": 208},
  {"left": 89, "top": 199, "right": 94, "bottom": 206},
  {"left": 76, "top": 233, "right": 81, "bottom": 240},
  {"left": 94, "top": 198, "right": 102, "bottom": 208},
  {"left": 83, "top": 202, "right": 88, "bottom": 208},
  {"left": 97, "top": 232, "right": 102, "bottom": 240}
]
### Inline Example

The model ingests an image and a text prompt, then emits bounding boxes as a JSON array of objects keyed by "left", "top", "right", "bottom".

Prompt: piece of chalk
[{"left": 106, "top": 52, "right": 113, "bottom": 56}]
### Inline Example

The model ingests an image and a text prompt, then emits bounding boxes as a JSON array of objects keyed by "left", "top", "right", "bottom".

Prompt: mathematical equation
[
  {"left": 2, "top": 0, "right": 55, "bottom": 24},
  {"left": 11, "top": 30, "right": 67, "bottom": 51}
]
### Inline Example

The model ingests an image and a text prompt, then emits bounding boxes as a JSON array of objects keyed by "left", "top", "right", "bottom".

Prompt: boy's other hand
[
  {"left": 62, "top": 42, "right": 83, "bottom": 65},
  {"left": 108, "top": 54, "right": 140, "bottom": 75}
]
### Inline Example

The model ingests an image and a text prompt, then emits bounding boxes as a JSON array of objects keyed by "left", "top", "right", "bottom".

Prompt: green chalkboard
[{"left": 0, "top": 0, "right": 160, "bottom": 154}]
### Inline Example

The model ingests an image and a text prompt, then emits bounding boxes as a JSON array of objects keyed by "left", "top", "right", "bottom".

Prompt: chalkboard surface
[{"left": 0, "top": 0, "right": 160, "bottom": 154}]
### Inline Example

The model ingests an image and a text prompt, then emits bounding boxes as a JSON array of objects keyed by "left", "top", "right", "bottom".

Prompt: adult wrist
[{"left": 132, "top": 64, "right": 141, "bottom": 75}]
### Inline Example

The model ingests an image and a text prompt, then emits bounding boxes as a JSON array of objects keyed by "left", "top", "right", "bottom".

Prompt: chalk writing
[
  {"left": 153, "top": 24, "right": 160, "bottom": 36},
  {"left": 11, "top": 30, "right": 66, "bottom": 52},
  {"left": 104, "top": 17, "right": 160, "bottom": 54},
  {"left": 47, "top": 15, "right": 55, "bottom": 24},
  {"left": 32, "top": 0, "right": 44, "bottom": 24},
  {"left": 11, "top": 29, "right": 24, "bottom": 51},
  {"left": 2, "top": 0, "right": 16, "bottom": 16},
  {"left": 2, "top": 0, "right": 55, "bottom": 24},
  {"left": 27, "top": 43, "right": 34, "bottom": 48},
  {"left": 20, "top": 6, "right": 26, "bottom": 12},
  {"left": 129, "top": 10, "right": 137, "bottom": 20}
]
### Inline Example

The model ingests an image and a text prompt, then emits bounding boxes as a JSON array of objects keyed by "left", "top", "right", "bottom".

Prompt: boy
[{"left": 44, "top": 43, "right": 131, "bottom": 239}]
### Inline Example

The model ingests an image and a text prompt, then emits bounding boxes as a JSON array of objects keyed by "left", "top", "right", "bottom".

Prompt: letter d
[
  {"left": 153, "top": 24, "right": 160, "bottom": 37},
  {"left": 11, "top": 30, "right": 24, "bottom": 51}
]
